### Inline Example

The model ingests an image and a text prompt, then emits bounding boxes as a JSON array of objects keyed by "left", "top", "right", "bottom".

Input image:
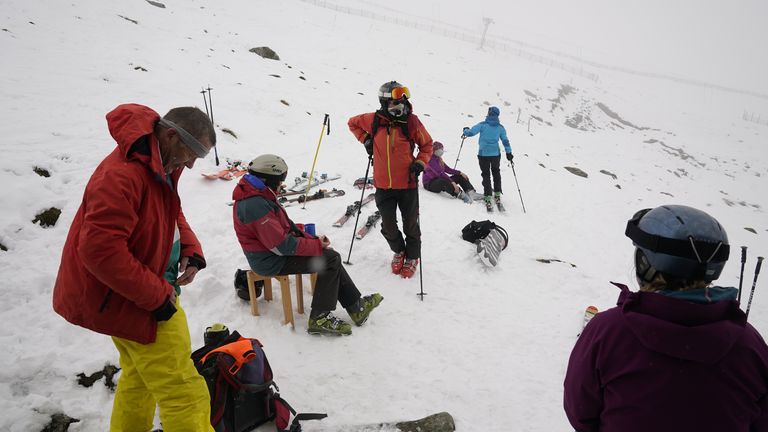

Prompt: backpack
[
  {"left": 191, "top": 330, "right": 326, "bottom": 432},
  {"left": 461, "top": 220, "right": 499, "bottom": 243}
]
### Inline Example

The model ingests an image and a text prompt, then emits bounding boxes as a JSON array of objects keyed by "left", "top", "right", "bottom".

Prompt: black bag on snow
[
  {"left": 191, "top": 330, "right": 326, "bottom": 432},
  {"left": 461, "top": 220, "right": 499, "bottom": 243}
]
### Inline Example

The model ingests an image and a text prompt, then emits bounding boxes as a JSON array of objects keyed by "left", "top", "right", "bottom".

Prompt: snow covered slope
[{"left": 1, "top": 0, "right": 766, "bottom": 430}]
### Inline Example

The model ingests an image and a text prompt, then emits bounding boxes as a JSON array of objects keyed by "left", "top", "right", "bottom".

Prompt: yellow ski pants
[{"left": 110, "top": 298, "right": 213, "bottom": 432}]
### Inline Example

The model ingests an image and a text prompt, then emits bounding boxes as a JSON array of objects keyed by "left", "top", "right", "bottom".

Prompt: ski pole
[
  {"left": 344, "top": 156, "right": 372, "bottom": 265},
  {"left": 417, "top": 214, "right": 426, "bottom": 301},
  {"left": 205, "top": 85, "right": 220, "bottom": 166},
  {"left": 200, "top": 87, "right": 219, "bottom": 165},
  {"left": 453, "top": 135, "right": 466, "bottom": 170},
  {"left": 302, "top": 114, "right": 330, "bottom": 210},
  {"left": 738, "top": 246, "right": 747, "bottom": 303},
  {"left": 745, "top": 256, "right": 763, "bottom": 319},
  {"left": 510, "top": 163, "right": 526, "bottom": 213}
]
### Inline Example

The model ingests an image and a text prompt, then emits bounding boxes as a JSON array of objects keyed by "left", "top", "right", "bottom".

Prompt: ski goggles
[
  {"left": 379, "top": 86, "right": 410, "bottom": 100},
  {"left": 158, "top": 118, "right": 210, "bottom": 158}
]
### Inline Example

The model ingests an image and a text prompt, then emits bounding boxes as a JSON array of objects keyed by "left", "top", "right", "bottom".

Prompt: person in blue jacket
[{"left": 462, "top": 106, "right": 513, "bottom": 210}]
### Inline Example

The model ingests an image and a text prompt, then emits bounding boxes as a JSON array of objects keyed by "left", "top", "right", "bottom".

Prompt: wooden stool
[{"left": 246, "top": 271, "right": 317, "bottom": 328}]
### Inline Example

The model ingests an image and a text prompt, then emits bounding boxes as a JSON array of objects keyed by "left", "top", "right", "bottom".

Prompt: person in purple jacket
[
  {"left": 422, "top": 141, "right": 482, "bottom": 204},
  {"left": 564, "top": 204, "right": 768, "bottom": 432}
]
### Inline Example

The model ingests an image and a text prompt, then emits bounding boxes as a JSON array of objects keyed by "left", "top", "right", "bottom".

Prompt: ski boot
[
  {"left": 307, "top": 312, "right": 352, "bottom": 336},
  {"left": 347, "top": 293, "right": 384, "bottom": 326},
  {"left": 457, "top": 191, "right": 473, "bottom": 204},
  {"left": 391, "top": 251, "right": 406, "bottom": 274},
  {"left": 494, "top": 192, "right": 505, "bottom": 212},
  {"left": 484, "top": 195, "right": 494, "bottom": 212},
  {"left": 400, "top": 258, "right": 419, "bottom": 279}
]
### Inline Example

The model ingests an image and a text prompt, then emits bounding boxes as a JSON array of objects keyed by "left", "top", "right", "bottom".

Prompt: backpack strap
[{"left": 273, "top": 394, "right": 327, "bottom": 432}]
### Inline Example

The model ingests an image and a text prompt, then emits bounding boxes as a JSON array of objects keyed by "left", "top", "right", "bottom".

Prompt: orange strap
[{"left": 200, "top": 337, "right": 257, "bottom": 375}]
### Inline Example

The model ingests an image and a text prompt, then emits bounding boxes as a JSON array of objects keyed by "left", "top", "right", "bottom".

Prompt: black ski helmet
[
  {"left": 247, "top": 154, "right": 288, "bottom": 188},
  {"left": 625, "top": 205, "right": 730, "bottom": 282}
]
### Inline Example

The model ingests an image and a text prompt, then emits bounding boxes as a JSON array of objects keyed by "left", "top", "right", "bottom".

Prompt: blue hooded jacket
[{"left": 463, "top": 106, "right": 512, "bottom": 157}]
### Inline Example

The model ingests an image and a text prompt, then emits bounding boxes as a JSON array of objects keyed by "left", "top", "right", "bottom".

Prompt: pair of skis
[
  {"left": 331, "top": 193, "right": 380, "bottom": 239},
  {"left": 278, "top": 189, "right": 345, "bottom": 205},
  {"left": 201, "top": 159, "right": 247, "bottom": 180},
  {"left": 578, "top": 306, "right": 599, "bottom": 337},
  {"left": 476, "top": 226, "right": 508, "bottom": 267}
]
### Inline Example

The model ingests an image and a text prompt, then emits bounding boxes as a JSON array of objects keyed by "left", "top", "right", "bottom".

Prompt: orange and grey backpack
[{"left": 192, "top": 328, "right": 326, "bottom": 432}]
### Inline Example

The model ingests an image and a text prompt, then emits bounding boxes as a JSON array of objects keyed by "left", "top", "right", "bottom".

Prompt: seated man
[{"left": 232, "top": 154, "right": 382, "bottom": 336}]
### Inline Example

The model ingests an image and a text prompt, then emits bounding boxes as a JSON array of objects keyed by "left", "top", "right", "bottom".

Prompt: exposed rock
[
  {"left": 280, "top": 100, "right": 290, "bottom": 106},
  {"left": 33, "top": 207, "right": 62, "bottom": 228},
  {"left": 0, "top": 242, "right": 7, "bottom": 251},
  {"left": 269, "top": 74, "right": 280, "bottom": 78},
  {"left": 744, "top": 227, "right": 757, "bottom": 234},
  {"left": 146, "top": 0, "right": 166, "bottom": 8},
  {"left": 596, "top": 102, "right": 648, "bottom": 130},
  {"left": 599, "top": 169, "right": 617, "bottom": 180},
  {"left": 77, "top": 364, "right": 120, "bottom": 391},
  {"left": 33, "top": 166, "right": 50, "bottom": 177},
  {"left": 117, "top": 15, "right": 138, "bottom": 24},
  {"left": 249, "top": 46, "right": 280, "bottom": 60},
  {"left": 133, "top": 66, "right": 147, "bottom": 72},
  {"left": 222, "top": 128, "right": 238, "bottom": 139},
  {"left": 395, "top": 412, "right": 455, "bottom": 432},
  {"left": 536, "top": 258, "right": 577, "bottom": 268},
  {"left": 41, "top": 413, "right": 80, "bottom": 432},
  {"left": 564, "top": 166, "right": 588, "bottom": 178}
]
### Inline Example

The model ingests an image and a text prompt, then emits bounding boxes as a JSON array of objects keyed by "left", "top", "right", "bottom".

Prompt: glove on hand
[
  {"left": 153, "top": 296, "right": 177, "bottom": 322},
  {"left": 410, "top": 162, "right": 424, "bottom": 176},
  {"left": 463, "top": 127, "right": 470, "bottom": 134},
  {"left": 363, "top": 136, "right": 374, "bottom": 156},
  {"left": 506, "top": 153, "right": 514, "bottom": 162}
]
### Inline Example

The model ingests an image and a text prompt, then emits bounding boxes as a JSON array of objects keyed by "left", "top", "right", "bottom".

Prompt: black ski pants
[
  {"left": 374, "top": 188, "right": 420, "bottom": 260},
  {"left": 425, "top": 174, "right": 476, "bottom": 197},
  {"left": 478, "top": 155, "right": 502, "bottom": 196},
  {"left": 277, "top": 248, "right": 360, "bottom": 316}
]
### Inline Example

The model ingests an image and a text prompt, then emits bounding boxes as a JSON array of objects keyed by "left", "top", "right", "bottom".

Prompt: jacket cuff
[{"left": 186, "top": 253, "right": 206, "bottom": 271}]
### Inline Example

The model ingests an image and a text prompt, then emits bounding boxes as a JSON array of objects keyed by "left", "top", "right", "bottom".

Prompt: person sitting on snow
[
  {"left": 232, "top": 154, "right": 383, "bottom": 336},
  {"left": 422, "top": 141, "right": 482, "bottom": 204}
]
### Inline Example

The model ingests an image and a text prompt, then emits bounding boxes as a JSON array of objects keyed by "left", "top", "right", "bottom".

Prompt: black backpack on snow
[
  {"left": 462, "top": 220, "right": 501, "bottom": 243},
  {"left": 191, "top": 330, "right": 326, "bottom": 432}
]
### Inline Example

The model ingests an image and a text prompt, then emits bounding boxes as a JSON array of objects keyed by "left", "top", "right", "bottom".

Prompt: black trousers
[
  {"left": 375, "top": 188, "right": 420, "bottom": 259},
  {"left": 277, "top": 248, "right": 360, "bottom": 315},
  {"left": 478, "top": 155, "right": 502, "bottom": 196},
  {"left": 425, "top": 174, "right": 476, "bottom": 197}
]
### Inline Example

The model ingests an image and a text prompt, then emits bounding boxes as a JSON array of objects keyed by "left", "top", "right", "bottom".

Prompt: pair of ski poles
[
  {"left": 454, "top": 135, "right": 526, "bottom": 213},
  {"left": 737, "top": 246, "right": 764, "bottom": 319}
]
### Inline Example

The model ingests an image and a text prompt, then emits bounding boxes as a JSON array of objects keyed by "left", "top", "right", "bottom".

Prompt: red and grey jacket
[
  {"left": 232, "top": 174, "right": 322, "bottom": 275},
  {"left": 348, "top": 111, "right": 433, "bottom": 190},
  {"left": 52, "top": 104, "right": 205, "bottom": 344}
]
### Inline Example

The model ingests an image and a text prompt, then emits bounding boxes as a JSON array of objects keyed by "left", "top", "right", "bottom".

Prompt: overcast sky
[{"left": 354, "top": 0, "right": 768, "bottom": 96}]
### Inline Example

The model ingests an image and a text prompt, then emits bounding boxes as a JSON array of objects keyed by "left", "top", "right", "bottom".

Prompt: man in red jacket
[
  {"left": 52, "top": 104, "right": 216, "bottom": 431},
  {"left": 348, "top": 81, "right": 433, "bottom": 278}
]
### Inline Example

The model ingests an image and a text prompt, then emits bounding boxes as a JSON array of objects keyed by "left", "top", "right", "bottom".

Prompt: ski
[
  {"left": 355, "top": 211, "right": 381, "bottom": 239},
  {"left": 202, "top": 159, "right": 246, "bottom": 180},
  {"left": 496, "top": 201, "right": 506, "bottom": 212},
  {"left": 353, "top": 176, "right": 374, "bottom": 189},
  {"left": 333, "top": 193, "right": 376, "bottom": 227},
  {"left": 288, "top": 173, "right": 341, "bottom": 192},
  {"left": 476, "top": 226, "right": 509, "bottom": 267},
  {"left": 323, "top": 412, "right": 455, "bottom": 432},
  {"left": 578, "top": 306, "right": 599, "bottom": 336},
  {"left": 279, "top": 189, "right": 345, "bottom": 204}
]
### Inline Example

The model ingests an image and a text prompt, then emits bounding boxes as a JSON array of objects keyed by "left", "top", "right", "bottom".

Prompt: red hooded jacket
[
  {"left": 348, "top": 111, "right": 432, "bottom": 189},
  {"left": 52, "top": 104, "right": 205, "bottom": 344}
]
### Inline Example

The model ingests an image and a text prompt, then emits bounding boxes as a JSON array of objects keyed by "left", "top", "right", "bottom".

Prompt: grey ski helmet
[
  {"left": 247, "top": 154, "right": 288, "bottom": 185},
  {"left": 625, "top": 205, "right": 730, "bottom": 282},
  {"left": 377, "top": 81, "right": 411, "bottom": 116}
]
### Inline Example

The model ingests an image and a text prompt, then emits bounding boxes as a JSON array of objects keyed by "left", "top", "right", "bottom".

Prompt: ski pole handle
[
  {"left": 323, "top": 113, "right": 330, "bottom": 135},
  {"left": 738, "top": 246, "right": 748, "bottom": 302}
]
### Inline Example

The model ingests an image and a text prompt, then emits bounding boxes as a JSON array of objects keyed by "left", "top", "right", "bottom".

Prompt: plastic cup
[{"left": 304, "top": 223, "right": 316, "bottom": 236}]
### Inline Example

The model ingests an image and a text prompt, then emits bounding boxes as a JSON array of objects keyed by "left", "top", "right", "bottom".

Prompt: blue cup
[{"left": 304, "top": 223, "right": 316, "bottom": 236}]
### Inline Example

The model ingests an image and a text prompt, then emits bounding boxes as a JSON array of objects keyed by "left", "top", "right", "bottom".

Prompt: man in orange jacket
[
  {"left": 52, "top": 104, "right": 216, "bottom": 431},
  {"left": 348, "top": 81, "right": 433, "bottom": 278}
]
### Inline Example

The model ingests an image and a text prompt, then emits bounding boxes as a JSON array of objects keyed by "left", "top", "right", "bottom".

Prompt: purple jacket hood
[{"left": 616, "top": 283, "right": 747, "bottom": 365}]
